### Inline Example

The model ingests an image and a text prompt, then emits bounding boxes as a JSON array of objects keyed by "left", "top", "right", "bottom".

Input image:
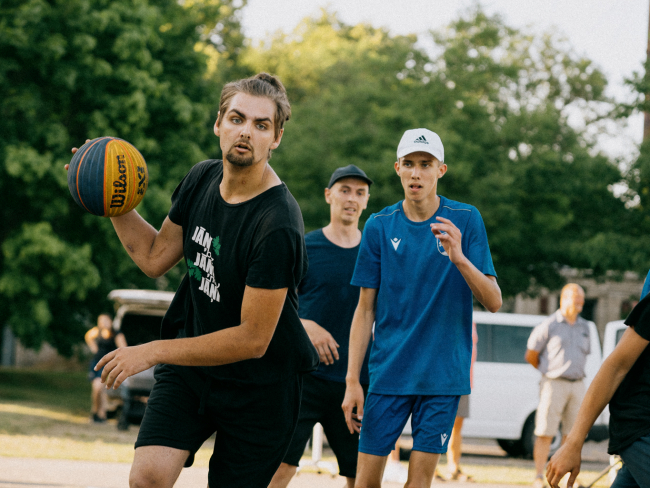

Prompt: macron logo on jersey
[
  {"left": 391, "top": 238, "right": 401, "bottom": 251},
  {"left": 441, "top": 433, "right": 448, "bottom": 445}
]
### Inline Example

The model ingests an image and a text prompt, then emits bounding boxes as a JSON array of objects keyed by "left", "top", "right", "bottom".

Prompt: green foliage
[
  {"left": 2, "top": 2, "right": 644, "bottom": 353},
  {"left": 244, "top": 8, "right": 630, "bottom": 297},
  {"left": 0, "top": 0, "right": 246, "bottom": 354}
]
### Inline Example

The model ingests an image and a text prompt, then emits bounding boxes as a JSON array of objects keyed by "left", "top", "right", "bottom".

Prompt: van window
[
  {"left": 616, "top": 328, "right": 625, "bottom": 346},
  {"left": 476, "top": 323, "right": 533, "bottom": 364}
]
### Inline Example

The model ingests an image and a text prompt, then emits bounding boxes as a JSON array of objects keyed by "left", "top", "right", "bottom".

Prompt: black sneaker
[{"left": 92, "top": 413, "right": 106, "bottom": 423}]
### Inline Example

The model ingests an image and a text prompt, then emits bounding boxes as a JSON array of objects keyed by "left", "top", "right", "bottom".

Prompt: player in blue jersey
[{"left": 342, "top": 128, "right": 502, "bottom": 488}]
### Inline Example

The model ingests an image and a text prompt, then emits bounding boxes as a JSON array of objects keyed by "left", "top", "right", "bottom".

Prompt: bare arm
[
  {"left": 431, "top": 217, "right": 502, "bottom": 312},
  {"left": 342, "top": 287, "right": 376, "bottom": 434},
  {"left": 114, "top": 332, "right": 127, "bottom": 349},
  {"left": 110, "top": 213, "right": 184, "bottom": 278},
  {"left": 525, "top": 349, "right": 540, "bottom": 369},
  {"left": 302, "top": 319, "right": 340, "bottom": 365},
  {"left": 546, "top": 326, "right": 649, "bottom": 488},
  {"left": 96, "top": 286, "right": 288, "bottom": 389},
  {"left": 84, "top": 327, "right": 99, "bottom": 354}
]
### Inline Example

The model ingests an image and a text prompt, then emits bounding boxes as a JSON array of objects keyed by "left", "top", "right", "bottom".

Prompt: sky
[{"left": 241, "top": 0, "right": 650, "bottom": 158}]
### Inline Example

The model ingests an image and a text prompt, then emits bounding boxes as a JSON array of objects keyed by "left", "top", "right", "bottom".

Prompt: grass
[
  {"left": 0, "top": 368, "right": 89, "bottom": 415},
  {"left": 0, "top": 367, "right": 611, "bottom": 486}
]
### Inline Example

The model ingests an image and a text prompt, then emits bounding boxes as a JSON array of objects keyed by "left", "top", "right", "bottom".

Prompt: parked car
[{"left": 107, "top": 289, "right": 174, "bottom": 430}]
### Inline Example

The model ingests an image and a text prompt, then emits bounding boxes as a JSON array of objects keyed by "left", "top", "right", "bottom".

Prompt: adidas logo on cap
[
  {"left": 397, "top": 128, "right": 444, "bottom": 161},
  {"left": 414, "top": 135, "right": 429, "bottom": 144}
]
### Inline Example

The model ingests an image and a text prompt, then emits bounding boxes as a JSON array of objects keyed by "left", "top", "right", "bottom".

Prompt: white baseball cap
[{"left": 396, "top": 128, "right": 444, "bottom": 162}]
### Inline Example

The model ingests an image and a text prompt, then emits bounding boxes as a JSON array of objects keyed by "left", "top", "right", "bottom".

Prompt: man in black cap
[{"left": 268, "top": 165, "right": 372, "bottom": 488}]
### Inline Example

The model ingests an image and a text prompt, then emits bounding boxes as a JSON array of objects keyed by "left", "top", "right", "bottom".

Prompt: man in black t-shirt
[
  {"left": 79, "top": 73, "right": 319, "bottom": 488},
  {"left": 268, "top": 165, "right": 372, "bottom": 488},
  {"left": 546, "top": 293, "right": 650, "bottom": 488}
]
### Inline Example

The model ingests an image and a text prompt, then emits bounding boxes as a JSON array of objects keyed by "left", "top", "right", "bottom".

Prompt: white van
[{"left": 462, "top": 311, "right": 607, "bottom": 458}]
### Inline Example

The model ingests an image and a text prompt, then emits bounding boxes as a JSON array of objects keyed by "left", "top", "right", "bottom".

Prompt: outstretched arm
[
  {"left": 96, "top": 285, "right": 288, "bottom": 389},
  {"left": 431, "top": 217, "right": 502, "bottom": 312},
  {"left": 546, "top": 326, "right": 649, "bottom": 488},
  {"left": 342, "top": 287, "right": 376, "bottom": 434}
]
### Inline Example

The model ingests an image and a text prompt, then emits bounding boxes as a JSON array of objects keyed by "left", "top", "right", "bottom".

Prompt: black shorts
[
  {"left": 283, "top": 374, "right": 368, "bottom": 478},
  {"left": 135, "top": 364, "right": 302, "bottom": 488}
]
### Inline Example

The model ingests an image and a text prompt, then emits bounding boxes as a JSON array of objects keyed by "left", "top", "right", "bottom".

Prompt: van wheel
[
  {"left": 496, "top": 439, "right": 525, "bottom": 457},
  {"left": 521, "top": 412, "right": 562, "bottom": 459}
]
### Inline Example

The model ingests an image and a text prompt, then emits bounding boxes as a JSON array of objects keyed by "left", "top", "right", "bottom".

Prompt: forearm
[
  {"left": 455, "top": 257, "right": 502, "bottom": 312},
  {"left": 346, "top": 306, "right": 374, "bottom": 384},
  {"left": 564, "top": 356, "right": 629, "bottom": 446},
  {"left": 110, "top": 212, "right": 182, "bottom": 278},
  {"left": 301, "top": 319, "right": 321, "bottom": 336},
  {"left": 146, "top": 323, "right": 272, "bottom": 367}
]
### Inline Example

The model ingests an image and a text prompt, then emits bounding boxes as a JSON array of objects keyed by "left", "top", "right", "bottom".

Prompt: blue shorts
[{"left": 358, "top": 393, "right": 460, "bottom": 456}]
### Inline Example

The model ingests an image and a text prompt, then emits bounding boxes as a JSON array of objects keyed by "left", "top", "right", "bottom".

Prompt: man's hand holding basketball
[{"left": 66, "top": 139, "right": 91, "bottom": 170}]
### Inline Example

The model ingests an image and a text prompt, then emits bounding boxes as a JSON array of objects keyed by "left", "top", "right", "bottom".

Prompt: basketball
[{"left": 68, "top": 137, "right": 148, "bottom": 217}]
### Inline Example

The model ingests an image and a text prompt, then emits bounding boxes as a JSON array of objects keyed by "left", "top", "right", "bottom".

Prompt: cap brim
[
  {"left": 397, "top": 145, "right": 443, "bottom": 161},
  {"left": 328, "top": 175, "right": 373, "bottom": 188}
]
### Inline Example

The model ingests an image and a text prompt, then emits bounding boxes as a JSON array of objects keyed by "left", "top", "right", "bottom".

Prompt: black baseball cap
[{"left": 327, "top": 164, "right": 373, "bottom": 189}]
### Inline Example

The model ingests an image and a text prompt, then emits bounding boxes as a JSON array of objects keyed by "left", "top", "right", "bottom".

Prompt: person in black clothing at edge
[
  {"left": 268, "top": 164, "right": 373, "bottom": 488},
  {"left": 71, "top": 73, "right": 319, "bottom": 488},
  {"left": 546, "top": 293, "right": 650, "bottom": 488}
]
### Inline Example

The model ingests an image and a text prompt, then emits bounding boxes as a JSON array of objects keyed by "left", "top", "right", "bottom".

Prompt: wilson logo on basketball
[{"left": 110, "top": 155, "right": 128, "bottom": 208}]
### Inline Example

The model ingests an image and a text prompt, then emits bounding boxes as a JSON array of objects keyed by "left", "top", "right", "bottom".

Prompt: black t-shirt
[
  {"left": 160, "top": 159, "right": 318, "bottom": 385},
  {"left": 299, "top": 229, "right": 370, "bottom": 384},
  {"left": 608, "top": 293, "right": 650, "bottom": 454}
]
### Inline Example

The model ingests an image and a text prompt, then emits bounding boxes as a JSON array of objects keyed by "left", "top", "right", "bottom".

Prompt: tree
[
  {"left": 243, "top": 9, "right": 632, "bottom": 298},
  {"left": 0, "top": 0, "right": 246, "bottom": 354}
]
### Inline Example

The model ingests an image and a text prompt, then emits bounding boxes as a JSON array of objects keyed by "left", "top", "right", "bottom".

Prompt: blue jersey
[
  {"left": 642, "top": 270, "right": 650, "bottom": 299},
  {"left": 299, "top": 229, "right": 370, "bottom": 384},
  {"left": 351, "top": 196, "right": 496, "bottom": 395}
]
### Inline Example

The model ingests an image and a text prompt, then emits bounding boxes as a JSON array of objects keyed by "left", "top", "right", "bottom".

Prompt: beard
[{"left": 226, "top": 143, "right": 255, "bottom": 167}]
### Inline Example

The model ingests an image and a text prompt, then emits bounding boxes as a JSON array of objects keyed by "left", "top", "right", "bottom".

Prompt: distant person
[
  {"left": 546, "top": 293, "right": 650, "bottom": 488},
  {"left": 268, "top": 165, "right": 372, "bottom": 488},
  {"left": 443, "top": 321, "right": 479, "bottom": 482},
  {"left": 342, "top": 128, "right": 501, "bottom": 488},
  {"left": 525, "top": 283, "right": 590, "bottom": 488},
  {"left": 84, "top": 313, "right": 126, "bottom": 423}
]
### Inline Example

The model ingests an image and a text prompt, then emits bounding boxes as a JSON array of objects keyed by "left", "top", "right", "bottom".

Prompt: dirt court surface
[{"left": 0, "top": 455, "right": 514, "bottom": 488}]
